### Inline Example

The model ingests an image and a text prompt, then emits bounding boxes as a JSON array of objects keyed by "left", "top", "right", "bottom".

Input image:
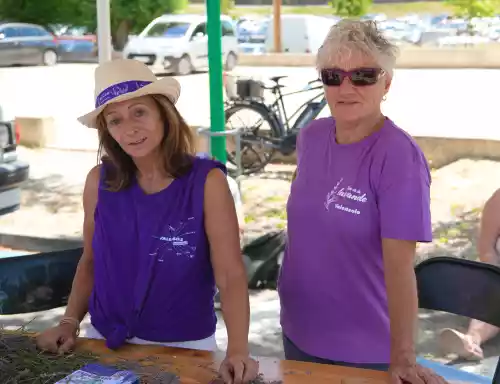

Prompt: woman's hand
[
  {"left": 390, "top": 361, "right": 448, "bottom": 384},
  {"left": 204, "top": 169, "right": 254, "bottom": 382},
  {"left": 36, "top": 323, "right": 78, "bottom": 354},
  {"left": 218, "top": 353, "right": 259, "bottom": 384}
]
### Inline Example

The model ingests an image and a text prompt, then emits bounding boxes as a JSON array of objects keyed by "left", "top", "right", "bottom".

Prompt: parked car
[
  {"left": 238, "top": 42, "right": 266, "bottom": 55},
  {"left": 0, "top": 106, "right": 29, "bottom": 215},
  {"left": 123, "top": 14, "right": 239, "bottom": 75},
  {"left": 237, "top": 18, "right": 269, "bottom": 44},
  {"left": 50, "top": 25, "right": 96, "bottom": 43},
  {"left": 48, "top": 24, "right": 97, "bottom": 62},
  {"left": 0, "top": 22, "right": 60, "bottom": 66}
]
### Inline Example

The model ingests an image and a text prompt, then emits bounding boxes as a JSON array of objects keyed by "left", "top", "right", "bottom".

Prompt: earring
[{"left": 382, "top": 95, "right": 387, "bottom": 102}]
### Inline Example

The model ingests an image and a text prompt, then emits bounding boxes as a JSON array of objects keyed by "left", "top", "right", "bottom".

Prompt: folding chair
[{"left": 415, "top": 256, "right": 500, "bottom": 383}]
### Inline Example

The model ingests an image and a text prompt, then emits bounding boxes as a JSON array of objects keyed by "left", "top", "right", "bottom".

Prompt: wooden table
[{"left": 76, "top": 337, "right": 389, "bottom": 384}]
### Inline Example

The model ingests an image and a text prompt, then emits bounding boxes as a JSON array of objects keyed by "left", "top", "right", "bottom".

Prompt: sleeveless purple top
[{"left": 88, "top": 156, "right": 225, "bottom": 349}]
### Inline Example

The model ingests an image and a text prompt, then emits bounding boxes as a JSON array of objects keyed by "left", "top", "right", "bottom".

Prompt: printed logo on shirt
[
  {"left": 150, "top": 217, "right": 197, "bottom": 262},
  {"left": 324, "top": 178, "right": 368, "bottom": 215}
]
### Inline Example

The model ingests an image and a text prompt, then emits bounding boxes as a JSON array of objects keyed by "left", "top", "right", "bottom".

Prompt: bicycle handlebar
[
  {"left": 308, "top": 78, "right": 321, "bottom": 85},
  {"left": 259, "top": 77, "right": 322, "bottom": 92},
  {"left": 303, "top": 78, "right": 323, "bottom": 91}
]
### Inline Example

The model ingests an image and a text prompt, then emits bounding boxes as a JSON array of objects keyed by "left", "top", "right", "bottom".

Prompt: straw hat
[{"left": 78, "top": 58, "right": 181, "bottom": 129}]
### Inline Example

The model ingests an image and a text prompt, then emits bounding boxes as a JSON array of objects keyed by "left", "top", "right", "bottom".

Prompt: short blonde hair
[{"left": 317, "top": 19, "right": 399, "bottom": 76}]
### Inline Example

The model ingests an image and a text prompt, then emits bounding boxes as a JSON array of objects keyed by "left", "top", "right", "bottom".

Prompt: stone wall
[{"left": 237, "top": 46, "right": 500, "bottom": 69}]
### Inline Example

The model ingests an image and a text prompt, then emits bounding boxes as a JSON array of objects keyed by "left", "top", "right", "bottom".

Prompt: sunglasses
[{"left": 320, "top": 67, "right": 384, "bottom": 87}]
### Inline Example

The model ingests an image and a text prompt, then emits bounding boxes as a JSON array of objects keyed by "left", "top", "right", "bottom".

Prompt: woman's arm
[
  {"left": 477, "top": 189, "right": 500, "bottom": 264},
  {"left": 227, "top": 175, "right": 245, "bottom": 236},
  {"left": 376, "top": 142, "right": 432, "bottom": 370},
  {"left": 62, "top": 166, "right": 99, "bottom": 328},
  {"left": 204, "top": 168, "right": 250, "bottom": 356},
  {"left": 382, "top": 238, "right": 419, "bottom": 365}
]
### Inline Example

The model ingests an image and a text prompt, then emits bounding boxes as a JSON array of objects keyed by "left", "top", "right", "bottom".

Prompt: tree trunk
[{"left": 113, "top": 19, "right": 131, "bottom": 52}]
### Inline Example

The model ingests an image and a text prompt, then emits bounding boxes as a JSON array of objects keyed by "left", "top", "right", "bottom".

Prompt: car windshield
[
  {"left": 145, "top": 22, "right": 191, "bottom": 38},
  {"left": 258, "top": 21, "right": 269, "bottom": 33}
]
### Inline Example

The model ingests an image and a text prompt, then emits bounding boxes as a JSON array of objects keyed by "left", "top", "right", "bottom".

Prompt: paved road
[{"left": 1, "top": 64, "right": 499, "bottom": 150}]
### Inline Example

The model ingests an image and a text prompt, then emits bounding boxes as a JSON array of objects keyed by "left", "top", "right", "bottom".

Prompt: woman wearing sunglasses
[{"left": 278, "top": 20, "right": 446, "bottom": 384}]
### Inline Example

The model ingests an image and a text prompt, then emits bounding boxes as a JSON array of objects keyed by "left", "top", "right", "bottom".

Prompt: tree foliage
[
  {"left": 0, "top": 0, "right": 87, "bottom": 27},
  {"left": 221, "top": 0, "right": 235, "bottom": 15},
  {"left": 0, "top": 0, "right": 188, "bottom": 49},
  {"left": 110, "top": 0, "right": 188, "bottom": 48},
  {"left": 329, "top": 0, "right": 372, "bottom": 17},
  {"left": 445, "top": 0, "right": 500, "bottom": 18}
]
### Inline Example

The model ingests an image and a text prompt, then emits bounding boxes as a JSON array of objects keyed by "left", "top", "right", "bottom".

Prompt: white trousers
[{"left": 84, "top": 323, "right": 218, "bottom": 351}]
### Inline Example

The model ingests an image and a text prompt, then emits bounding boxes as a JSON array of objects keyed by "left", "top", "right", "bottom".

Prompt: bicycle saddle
[{"left": 269, "top": 75, "right": 287, "bottom": 84}]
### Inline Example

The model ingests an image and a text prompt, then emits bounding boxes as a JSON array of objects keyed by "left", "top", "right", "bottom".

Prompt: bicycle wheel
[{"left": 224, "top": 102, "right": 283, "bottom": 175}]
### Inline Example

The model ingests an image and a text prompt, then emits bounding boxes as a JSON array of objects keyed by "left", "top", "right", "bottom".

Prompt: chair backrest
[{"left": 415, "top": 256, "right": 500, "bottom": 328}]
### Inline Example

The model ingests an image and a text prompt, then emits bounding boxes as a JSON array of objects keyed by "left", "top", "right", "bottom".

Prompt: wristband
[{"left": 59, "top": 316, "right": 80, "bottom": 336}]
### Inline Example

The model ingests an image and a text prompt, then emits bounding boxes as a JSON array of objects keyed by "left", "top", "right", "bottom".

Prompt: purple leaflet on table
[{"left": 54, "top": 363, "right": 139, "bottom": 383}]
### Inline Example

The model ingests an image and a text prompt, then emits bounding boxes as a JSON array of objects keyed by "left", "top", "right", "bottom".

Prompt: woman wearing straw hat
[{"left": 36, "top": 59, "right": 258, "bottom": 383}]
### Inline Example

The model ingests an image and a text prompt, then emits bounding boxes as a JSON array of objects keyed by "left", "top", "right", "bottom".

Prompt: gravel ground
[{"left": 1, "top": 147, "right": 500, "bottom": 376}]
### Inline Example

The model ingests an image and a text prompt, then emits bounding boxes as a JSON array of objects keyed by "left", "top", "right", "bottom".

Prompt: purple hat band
[{"left": 95, "top": 80, "right": 153, "bottom": 108}]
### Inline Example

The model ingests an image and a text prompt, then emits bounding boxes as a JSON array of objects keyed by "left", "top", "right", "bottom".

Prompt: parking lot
[{"left": 1, "top": 63, "right": 500, "bottom": 151}]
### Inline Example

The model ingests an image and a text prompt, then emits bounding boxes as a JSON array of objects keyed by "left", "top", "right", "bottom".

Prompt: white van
[
  {"left": 123, "top": 14, "right": 239, "bottom": 76},
  {"left": 265, "top": 15, "right": 337, "bottom": 54}
]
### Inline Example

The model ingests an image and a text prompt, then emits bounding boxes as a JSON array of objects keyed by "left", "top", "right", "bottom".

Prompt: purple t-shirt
[{"left": 278, "top": 116, "right": 432, "bottom": 364}]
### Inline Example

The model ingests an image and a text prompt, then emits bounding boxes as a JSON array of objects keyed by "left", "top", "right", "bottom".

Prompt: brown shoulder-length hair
[{"left": 96, "top": 94, "right": 196, "bottom": 192}]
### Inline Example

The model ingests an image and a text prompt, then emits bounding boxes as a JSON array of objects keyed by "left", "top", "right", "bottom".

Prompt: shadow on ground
[
  {"left": 417, "top": 208, "right": 481, "bottom": 263},
  {"left": 256, "top": 168, "right": 294, "bottom": 182},
  {"left": 20, "top": 175, "right": 82, "bottom": 213}
]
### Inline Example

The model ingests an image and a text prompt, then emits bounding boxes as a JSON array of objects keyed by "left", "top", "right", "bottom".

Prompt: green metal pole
[{"left": 206, "top": 0, "right": 226, "bottom": 163}]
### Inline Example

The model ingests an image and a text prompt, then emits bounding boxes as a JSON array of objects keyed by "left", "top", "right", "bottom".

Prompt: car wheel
[
  {"left": 176, "top": 55, "right": 192, "bottom": 76},
  {"left": 225, "top": 52, "right": 237, "bottom": 71},
  {"left": 42, "top": 49, "right": 58, "bottom": 66}
]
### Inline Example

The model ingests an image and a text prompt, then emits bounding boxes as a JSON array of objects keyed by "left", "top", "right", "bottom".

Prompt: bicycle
[{"left": 223, "top": 74, "right": 327, "bottom": 175}]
